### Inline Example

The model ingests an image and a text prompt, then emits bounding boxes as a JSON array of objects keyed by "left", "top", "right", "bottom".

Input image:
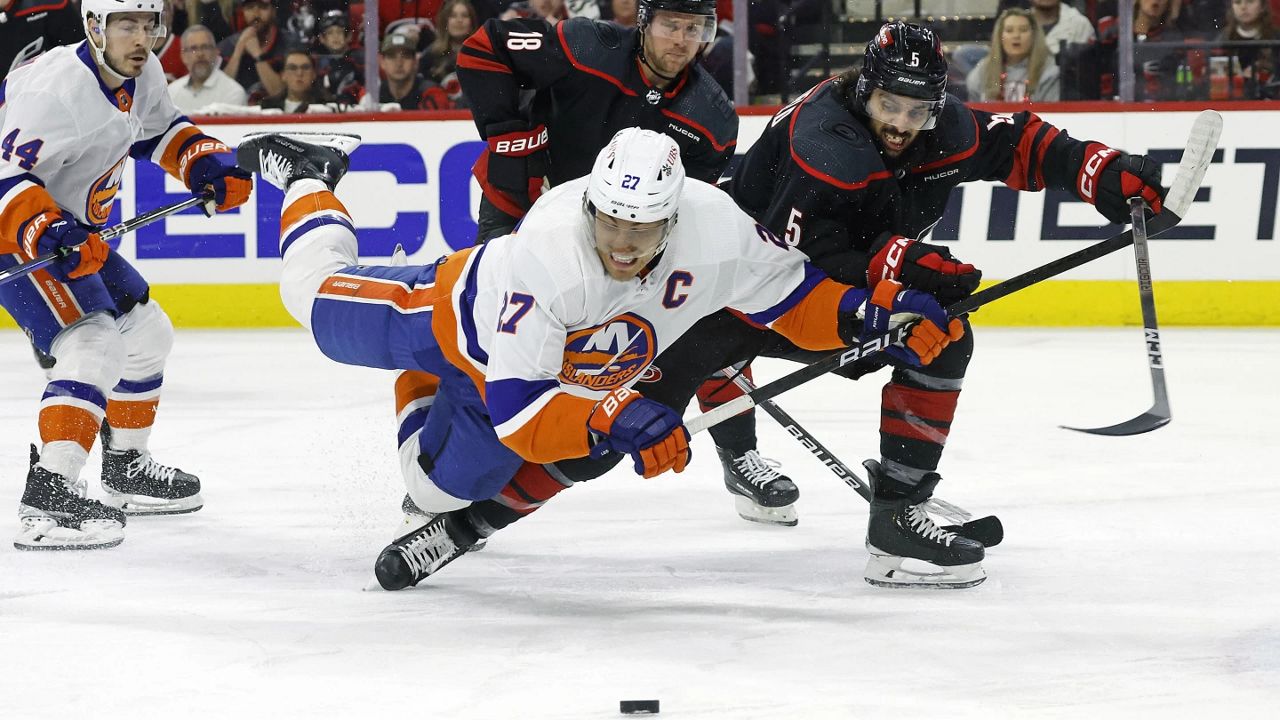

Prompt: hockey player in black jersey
[
  {"left": 421, "top": 21, "right": 1168, "bottom": 589},
  {"left": 634, "top": 21, "right": 1167, "bottom": 587},
  {"left": 449, "top": 0, "right": 802, "bottom": 521},
  {"left": 456, "top": 0, "right": 737, "bottom": 241}
]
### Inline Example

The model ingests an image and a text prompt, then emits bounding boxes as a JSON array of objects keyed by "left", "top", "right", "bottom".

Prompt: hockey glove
[
  {"left": 187, "top": 150, "right": 254, "bottom": 214},
  {"left": 867, "top": 232, "right": 982, "bottom": 306},
  {"left": 483, "top": 120, "right": 549, "bottom": 213},
  {"left": 1081, "top": 145, "right": 1166, "bottom": 225},
  {"left": 21, "top": 211, "right": 110, "bottom": 281},
  {"left": 588, "top": 387, "right": 691, "bottom": 479},
  {"left": 862, "top": 279, "right": 965, "bottom": 367}
]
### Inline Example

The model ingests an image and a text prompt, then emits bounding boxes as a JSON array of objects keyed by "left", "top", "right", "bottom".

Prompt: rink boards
[{"left": 2, "top": 104, "right": 1277, "bottom": 328}]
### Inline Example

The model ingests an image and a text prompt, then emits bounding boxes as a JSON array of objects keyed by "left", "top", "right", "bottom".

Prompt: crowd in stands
[{"left": 3, "top": 0, "right": 1279, "bottom": 109}]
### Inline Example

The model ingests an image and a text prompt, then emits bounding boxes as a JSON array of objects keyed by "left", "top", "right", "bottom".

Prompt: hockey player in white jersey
[
  {"left": 236, "top": 128, "right": 968, "bottom": 590},
  {"left": 0, "top": 0, "right": 254, "bottom": 549}
]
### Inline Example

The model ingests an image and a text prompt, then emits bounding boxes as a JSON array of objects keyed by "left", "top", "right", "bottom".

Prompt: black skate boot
[
  {"left": 718, "top": 447, "right": 799, "bottom": 526},
  {"left": 375, "top": 510, "right": 482, "bottom": 590},
  {"left": 397, "top": 493, "right": 486, "bottom": 550},
  {"left": 16, "top": 445, "right": 126, "bottom": 551},
  {"left": 100, "top": 424, "right": 203, "bottom": 516},
  {"left": 863, "top": 460, "right": 985, "bottom": 589},
  {"left": 236, "top": 131, "right": 360, "bottom": 191}
]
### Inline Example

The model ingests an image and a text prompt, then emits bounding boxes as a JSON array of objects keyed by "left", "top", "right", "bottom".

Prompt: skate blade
[
  {"left": 14, "top": 518, "right": 124, "bottom": 551},
  {"left": 863, "top": 554, "right": 986, "bottom": 590},
  {"left": 241, "top": 130, "right": 362, "bottom": 156},
  {"left": 105, "top": 491, "right": 203, "bottom": 516},
  {"left": 733, "top": 496, "right": 798, "bottom": 527}
]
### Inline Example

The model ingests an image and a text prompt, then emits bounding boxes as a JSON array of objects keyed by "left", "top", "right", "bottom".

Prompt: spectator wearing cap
[
  {"left": 315, "top": 9, "right": 365, "bottom": 103},
  {"left": 420, "top": 0, "right": 477, "bottom": 97},
  {"left": 169, "top": 24, "right": 250, "bottom": 112},
  {"left": 370, "top": 32, "right": 453, "bottom": 109},
  {"left": 220, "top": 0, "right": 286, "bottom": 99},
  {"left": 261, "top": 48, "right": 336, "bottom": 111}
]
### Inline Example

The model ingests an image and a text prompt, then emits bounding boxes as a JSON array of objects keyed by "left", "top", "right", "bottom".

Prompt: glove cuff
[
  {"left": 1076, "top": 142, "right": 1121, "bottom": 206},
  {"left": 485, "top": 121, "right": 549, "bottom": 158},
  {"left": 19, "top": 210, "right": 61, "bottom": 259},
  {"left": 178, "top": 140, "right": 232, "bottom": 187},
  {"left": 867, "top": 234, "right": 912, "bottom": 286},
  {"left": 587, "top": 387, "right": 642, "bottom": 436}
]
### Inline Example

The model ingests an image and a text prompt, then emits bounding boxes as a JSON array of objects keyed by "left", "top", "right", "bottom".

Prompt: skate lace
[
  {"left": 260, "top": 150, "right": 292, "bottom": 187},
  {"left": 905, "top": 503, "right": 957, "bottom": 546},
  {"left": 399, "top": 523, "right": 457, "bottom": 579},
  {"left": 733, "top": 450, "right": 783, "bottom": 488},
  {"left": 129, "top": 453, "right": 178, "bottom": 485},
  {"left": 66, "top": 475, "right": 89, "bottom": 499}
]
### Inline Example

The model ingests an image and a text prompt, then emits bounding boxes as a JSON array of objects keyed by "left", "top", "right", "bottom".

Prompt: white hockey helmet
[
  {"left": 82, "top": 0, "right": 166, "bottom": 34},
  {"left": 82, "top": 0, "right": 166, "bottom": 81},
  {"left": 585, "top": 128, "right": 686, "bottom": 224}
]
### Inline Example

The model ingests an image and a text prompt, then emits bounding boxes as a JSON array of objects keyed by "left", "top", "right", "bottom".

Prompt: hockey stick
[
  {"left": 1061, "top": 196, "right": 1172, "bottom": 435},
  {"left": 0, "top": 189, "right": 215, "bottom": 286},
  {"left": 686, "top": 110, "right": 1221, "bottom": 437},
  {"left": 725, "top": 371, "right": 1004, "bottom": 546}
]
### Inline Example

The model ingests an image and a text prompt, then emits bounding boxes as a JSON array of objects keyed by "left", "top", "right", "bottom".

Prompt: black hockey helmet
[
  {"left": 638, "top": 0, "right": 717, "bottom": 25},
  {"left": 854, "top": 22, "right": 948, "bottom": 130}
]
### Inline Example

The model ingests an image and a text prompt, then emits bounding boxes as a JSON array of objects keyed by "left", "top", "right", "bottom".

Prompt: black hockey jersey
[
  {"left": 458, "top": 16, "right": 738, "bottom": 217},
  {"left": 0, "top": 0, "right": 82, "bottom": 82},
  {"left": 730, "top": 77, "right": 1107, "bottom": 285}
]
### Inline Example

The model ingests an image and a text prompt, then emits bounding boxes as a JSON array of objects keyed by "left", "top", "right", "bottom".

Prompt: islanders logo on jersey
[
  {"left": 560, "top": 313, "right": 657, "bottom": 391},
  {"left": 86, "top": 156, "right": 128, "bottom": 226}
]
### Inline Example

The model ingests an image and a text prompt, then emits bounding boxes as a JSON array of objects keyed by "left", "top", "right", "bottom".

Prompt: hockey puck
[{"left": 620, "top": 699, "right": 660, "bottom": 714}]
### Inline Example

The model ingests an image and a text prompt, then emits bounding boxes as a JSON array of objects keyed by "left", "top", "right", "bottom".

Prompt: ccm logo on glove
[{"left": 1078, "top": 145, "right": 1118, "bottom": 201}]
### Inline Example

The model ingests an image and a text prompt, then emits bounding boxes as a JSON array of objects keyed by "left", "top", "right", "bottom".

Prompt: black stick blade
[{"left": 1061, "top": 411, "right": 1171, "bottom": 437}]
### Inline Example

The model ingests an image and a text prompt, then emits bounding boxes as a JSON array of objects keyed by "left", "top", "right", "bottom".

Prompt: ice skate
[
  {"left": 398, "top": 493, "right": 486, "bottom": 550},
  {"left": 100, "top": 424, "right": 203, "bottom": 516},
  {"left": 718, "top": 447, "right": 799, "bottom": 526},
  {"left": 15, "top": 446, "right": 125, "bottom": 551},
  {"left": 236, "top": 131, "right": 361, "bottom": 191},
  {"left": 375, "top": 510, "right": 481, "bottom": 590},
  {"left": 863, "top": 460, "right": 985, "bottom": 589}
]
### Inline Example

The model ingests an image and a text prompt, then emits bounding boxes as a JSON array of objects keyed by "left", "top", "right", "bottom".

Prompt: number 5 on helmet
[{"left": 587, "top": 387, "right": 691, "bottom": 478}]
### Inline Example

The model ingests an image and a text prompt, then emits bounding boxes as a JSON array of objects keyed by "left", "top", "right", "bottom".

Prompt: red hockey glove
[
  {"left": 1079, "top": 144, "right": 1166, "bottom": 224},
  {"left": 862, "top": 279, "right": 966, "bottom": 366},
  {"left": 21, "top": 211, "right": 110, "bottom": 281},
  {"left": 867, "top": 232, "right": 981, "bottom": 307},
  {"left": 588, "top": 387, "right": 691, "bottom": 479}
]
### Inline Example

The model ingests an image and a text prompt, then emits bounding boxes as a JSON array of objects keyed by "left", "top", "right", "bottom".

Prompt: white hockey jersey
[
  {"left": 0, "top": 42, "right": 221, "bottom": 253},
  {"left": 429, "top": 176, "right": 857, "bottom": 463}
]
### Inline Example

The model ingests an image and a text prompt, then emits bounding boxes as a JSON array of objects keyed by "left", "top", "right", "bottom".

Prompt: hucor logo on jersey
[
  {"left": 666, "top": 124, "right": 700, "bottom": 143},
  {"left": 86, "top": 156, "right": 128, "bottom": 226},
  {"left": 560, "top": 313, "right": 657, "bottom": 390}
]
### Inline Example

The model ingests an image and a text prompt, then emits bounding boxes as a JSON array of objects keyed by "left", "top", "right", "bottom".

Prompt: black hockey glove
[
  {"left": 1080, "top": 145, "right": 1166, "bottom": 224},
  {"left": 867, "top": 232, "right": 982, "bottom": 307},
  {"left": 483, "top": 120, "right": 550, "bottom": 213}
]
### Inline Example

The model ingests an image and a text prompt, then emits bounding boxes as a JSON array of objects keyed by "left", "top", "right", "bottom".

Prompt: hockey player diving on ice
[{"left": 235, "top": 128, "right": 969, "bottom": 592}]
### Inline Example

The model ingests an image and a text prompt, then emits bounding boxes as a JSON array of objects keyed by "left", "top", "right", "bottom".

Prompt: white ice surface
[{"left": 1, "top": 327, "right": 1278, "bottom": 719}]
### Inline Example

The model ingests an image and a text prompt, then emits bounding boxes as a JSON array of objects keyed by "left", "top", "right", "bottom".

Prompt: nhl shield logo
[{"left": 646, "top": 89, "right": 662, "bottom": 105}]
